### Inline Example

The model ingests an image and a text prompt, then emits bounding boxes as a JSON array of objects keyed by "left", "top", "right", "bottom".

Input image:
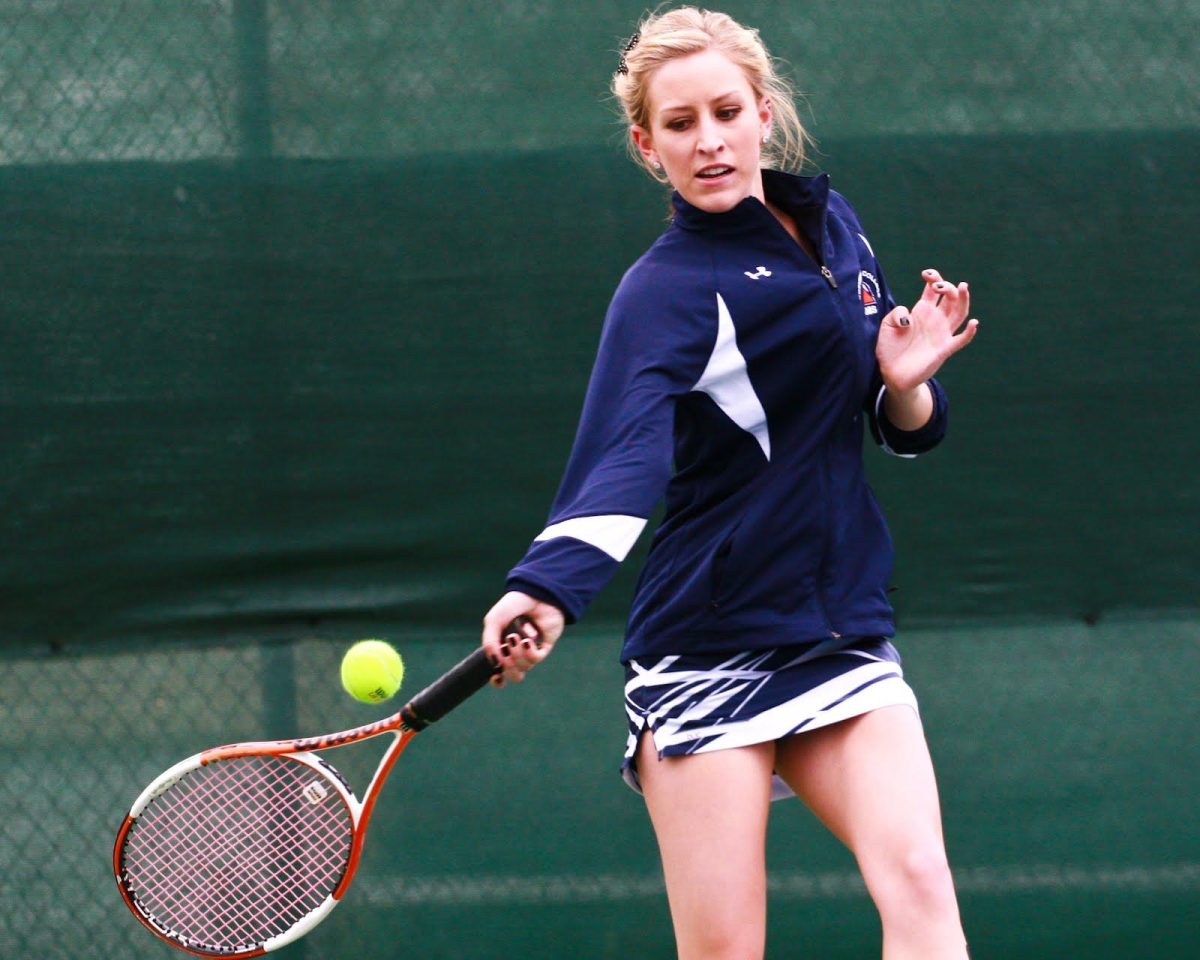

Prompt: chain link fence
[
  {"left": 0, "top": 632, "right": 659, "bottom": 960},
  {"left": 1, "top": 640, "right": 289, "bottom": 958},
  {"left": 4, "top": 624, "right": 1200, "bottom": 959},
  {"left": 2, "top": 1, "right": 1196, "bottom": 166}
]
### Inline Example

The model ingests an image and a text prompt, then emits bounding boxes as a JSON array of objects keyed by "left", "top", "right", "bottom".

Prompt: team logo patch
[{"left": 858, "top": 270, "right": 880, "bottom": 316}]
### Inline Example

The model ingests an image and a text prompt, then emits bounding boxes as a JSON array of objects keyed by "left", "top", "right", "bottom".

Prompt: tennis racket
[{"left": 113, "top": 618, "right": 536, "bottom": 958}]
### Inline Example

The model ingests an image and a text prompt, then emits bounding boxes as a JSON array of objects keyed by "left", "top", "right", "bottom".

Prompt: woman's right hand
[{"left": 481, "top": 590, "right": 566, "bottom": 686}]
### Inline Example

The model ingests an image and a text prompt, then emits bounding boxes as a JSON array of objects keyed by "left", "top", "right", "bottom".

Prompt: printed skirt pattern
[{"left": 622, "top": 638, "right": 918, "bottom": 801}]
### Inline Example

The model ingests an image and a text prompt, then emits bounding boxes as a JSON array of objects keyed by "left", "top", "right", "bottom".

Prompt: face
[{"left": 631, "top": 48, "right": 771, "bottom": 213}]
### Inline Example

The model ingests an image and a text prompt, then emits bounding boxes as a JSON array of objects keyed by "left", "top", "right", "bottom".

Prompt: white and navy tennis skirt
[{"left": 621, "top": 638, "right": 917, "bottom": 801}]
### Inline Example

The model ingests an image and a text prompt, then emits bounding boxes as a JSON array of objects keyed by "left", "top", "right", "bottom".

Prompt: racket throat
[{"left": 332, "top": 727, "right": 416, "bottom": 900}]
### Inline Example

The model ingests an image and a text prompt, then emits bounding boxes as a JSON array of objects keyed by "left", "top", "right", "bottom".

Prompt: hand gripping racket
[{"left": 114, "top": 619, "right": 535, "bottom": 958}]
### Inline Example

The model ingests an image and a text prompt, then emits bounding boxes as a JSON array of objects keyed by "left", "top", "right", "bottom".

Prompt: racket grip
[{"left": 400, "top": 616, "right": 534, "bottom": 730}]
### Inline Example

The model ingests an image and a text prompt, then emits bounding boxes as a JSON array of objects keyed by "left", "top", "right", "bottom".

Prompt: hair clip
[{"left": 617, "top": 30, "right": 640, "bottom": 75}]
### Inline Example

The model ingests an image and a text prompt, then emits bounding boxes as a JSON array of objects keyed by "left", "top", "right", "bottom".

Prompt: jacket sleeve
[
  {"left": 865, "top": 373, "right": 949, "bottom": 456},
  {"left": 855, "top": 227, "right": 949, "bottom": 456},
  {"left": 506, "top": 263, "right": 714, "bottom": 622}
]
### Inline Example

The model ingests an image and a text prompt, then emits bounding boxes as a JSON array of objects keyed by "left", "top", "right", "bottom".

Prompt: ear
[
  {"left": 760, "top": 96, "right": 774, "bottom": 136},
  {"left": 630, "top": 125, "right": 657, "bottom": 167}
]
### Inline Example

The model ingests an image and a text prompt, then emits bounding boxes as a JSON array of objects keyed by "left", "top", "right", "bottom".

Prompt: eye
[
  {"left": 666, "top": 117, "right": 692, "bottom": 132},
  {"left": 717, "top": 106, "right": 742, "bottom": 121}
]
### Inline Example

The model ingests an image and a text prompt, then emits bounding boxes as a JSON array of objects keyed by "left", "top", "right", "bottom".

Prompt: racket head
[{"left": 114, "top": 750, "right": 359, "bottom": 958}]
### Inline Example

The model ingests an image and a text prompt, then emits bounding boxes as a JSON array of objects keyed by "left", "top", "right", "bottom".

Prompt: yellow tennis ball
[{"left": 340, "top": 640, "right": 404, "bottom": 704}]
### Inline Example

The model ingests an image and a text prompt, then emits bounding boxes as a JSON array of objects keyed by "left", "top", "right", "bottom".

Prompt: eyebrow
[{"left": 657, "top": 89, "right": 745, "bottom": 115}]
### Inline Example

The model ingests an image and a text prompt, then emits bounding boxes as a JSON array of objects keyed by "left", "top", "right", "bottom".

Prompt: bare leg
[
  {"left": 775, "top": 706, "right": 968, "bottom": 960},
  {"left": 636, "top": 732, "right": 776, "bottom": 960}
]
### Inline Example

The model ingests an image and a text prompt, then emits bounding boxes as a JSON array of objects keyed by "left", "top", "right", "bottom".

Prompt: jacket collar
[{"left": 671, "top": 169, "right": 831, "bottom": 234}]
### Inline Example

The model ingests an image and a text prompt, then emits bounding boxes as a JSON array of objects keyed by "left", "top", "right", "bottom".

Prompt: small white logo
[
  {"left": 302, "top": 780, "right": 330, "bottom": 805},
  {"left": 859, "top": 270, "right": 881, "bottom": 316},
  {"left": 744, "top": 266, "right": 772, "bottom": 280}
]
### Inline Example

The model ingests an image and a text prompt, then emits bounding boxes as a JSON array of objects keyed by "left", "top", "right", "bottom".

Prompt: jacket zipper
[
  {"left": 816, "top": 438, "right": 840, "bottom": 640},
  {"left": 787, "top": 204, "right": 844, "bottom": 639},
  {"left": 816, "top": 226, "right": 843, "bottom": 639}
]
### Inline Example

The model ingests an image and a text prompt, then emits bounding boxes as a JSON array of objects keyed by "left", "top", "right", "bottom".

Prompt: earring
[
  {"left": 652, "top": 159, "right": 662, "bottom": 170},
  {"left": 762, "top": 130, "right": 771, "bottom": 144}
]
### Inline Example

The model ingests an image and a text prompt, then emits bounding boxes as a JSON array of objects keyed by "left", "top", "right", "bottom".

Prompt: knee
[
  {"left": 866, "top": 840, "right": 958, "bottom": 915},
  {"left": 672, "top": 899, "right": 765, "bottom": 960},
  {"left": 901, "top": 843, "right": 956, "bottom": 900},
  {"left": 683, "top": 923, "right": 764, "bottom": 960}
]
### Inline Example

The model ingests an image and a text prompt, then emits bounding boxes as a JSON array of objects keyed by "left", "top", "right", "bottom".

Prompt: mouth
[{"left": 695, "top": 165, "right": 735, "bottom": 182}]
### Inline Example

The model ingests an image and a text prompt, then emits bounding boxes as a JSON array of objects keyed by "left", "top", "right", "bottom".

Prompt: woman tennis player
[{"left": 482, "top": 7, "right": 977, "bottom": 958}]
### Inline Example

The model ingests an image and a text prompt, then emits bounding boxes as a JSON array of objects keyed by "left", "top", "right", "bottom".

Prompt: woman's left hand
[{"left": 876, "top": 268, "right": 979, "bottom": 394}]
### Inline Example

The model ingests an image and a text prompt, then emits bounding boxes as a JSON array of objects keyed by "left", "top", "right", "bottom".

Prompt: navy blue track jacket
[{"left": 507, "top": 169, "right": 948, "bottom": 663}]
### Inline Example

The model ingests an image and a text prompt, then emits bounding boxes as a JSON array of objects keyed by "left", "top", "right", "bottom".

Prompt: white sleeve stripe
[
  {"left": 534, "top": 514, "right": 648, "bottom": 562},
  {"left": 874, "top": 385, "right": 917, "bottom": 459}
]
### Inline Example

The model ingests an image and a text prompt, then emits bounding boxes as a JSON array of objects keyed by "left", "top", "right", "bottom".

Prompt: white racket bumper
[
  {"left": 262, "top": 895, "right": 339, "bottom": 952},
  {"left": 128, "top": 751, "right": 205, "bottom": 818}
]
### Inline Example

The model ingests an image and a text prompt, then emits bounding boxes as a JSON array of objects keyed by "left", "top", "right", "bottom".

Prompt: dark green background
[{"left": 1, "top": 2, "right": 1197, "bottom": 958}]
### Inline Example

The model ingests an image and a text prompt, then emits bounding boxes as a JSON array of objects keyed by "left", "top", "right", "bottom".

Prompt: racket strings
[{"left": 120, "top": 755, "right": 354, "bottom": 952}]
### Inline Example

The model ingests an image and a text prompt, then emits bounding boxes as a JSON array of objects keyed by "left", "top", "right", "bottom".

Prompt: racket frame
[{"left": 114, "top": 630, "right": 523, "bottom": 958}]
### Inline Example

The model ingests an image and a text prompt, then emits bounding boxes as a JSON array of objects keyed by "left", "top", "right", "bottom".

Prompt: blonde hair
[{"left": 611, "top": 7, "right": 812, "bottom": 184}]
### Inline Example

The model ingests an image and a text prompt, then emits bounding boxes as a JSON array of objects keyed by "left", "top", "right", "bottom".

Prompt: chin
[
  {"left": 677, "top": 173, "right": 756, "bottom": 214},
  {"left": 680, "top": 187, "right": 743, "bottom": 213}
]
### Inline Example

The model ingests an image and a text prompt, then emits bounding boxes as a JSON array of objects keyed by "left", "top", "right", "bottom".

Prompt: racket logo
[{"left": 302, "top": 780, "right": 330, "bottom": 805}]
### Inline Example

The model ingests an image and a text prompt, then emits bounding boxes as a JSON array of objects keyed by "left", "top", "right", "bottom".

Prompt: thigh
[
  {"left": 637, "top": 733, "right": 776, "bottom": 959},
  {"left": 775, "top": 705, "right": 947, "bottom": 855},
  {"left": 777, "top": 706, "right": 968, "bottom": 956}
]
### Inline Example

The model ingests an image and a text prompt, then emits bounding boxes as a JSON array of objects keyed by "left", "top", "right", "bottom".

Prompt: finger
[
  {"left": 950, "top": 282, "right": 971, "bottom": 330},
  {"left": 882, "top": 305, "right": 912, "bottom": 329},
  {"left": 494, "top": 643, "right": 527, "bottom": 685},
  {"left": 934, "top": 280, "right": 958, "bottom": 306},
  {"left": 482, "top": 605, "right": 531, "bottom": 663},
  {"left": 508, "top": 635, "right": 553, "bottom": 676},
  {"left": 497, "top": 663, "right": 528, "bottom": 685},
  {"left": 920, "top": 268, "right": 944, "bottom": 306},
  {"left": 500, "top": 620, "right": 525, "bottom": 652},
  {"left": 502, "top": 615, "right": 540, "bottom": 648},
  {"left": 488, "top": 638, "right": 513, "bottom": 686},
  {"left": 501, "top": 616, "right": 539, "bottom": 664},
  {"left": 481, "top": 618, "right": 510, "bottom": 666},
  {"left": 928, "top": 280, "right": 961, "bottom": 316},
  {"left": 920, "top": 278, "right": 951, "bottom": 308},
  {"left": 481, "top": 623, "right": 503, "bottom": 665},
  {"left": 497, "top": 615, "right": 550, "bottom": 680},
  {"left": 945, "top": 318, "right": 980, "bottom": 355}
]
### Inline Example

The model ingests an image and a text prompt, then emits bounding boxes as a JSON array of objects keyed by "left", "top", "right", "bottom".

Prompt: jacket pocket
[{"left": 708, "top": 525, "right": 741, "bottom": 610}]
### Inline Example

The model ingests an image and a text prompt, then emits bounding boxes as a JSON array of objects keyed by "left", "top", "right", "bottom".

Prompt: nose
[{"left": 695, "top": 114, "right": 725, "bottom": 155}]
